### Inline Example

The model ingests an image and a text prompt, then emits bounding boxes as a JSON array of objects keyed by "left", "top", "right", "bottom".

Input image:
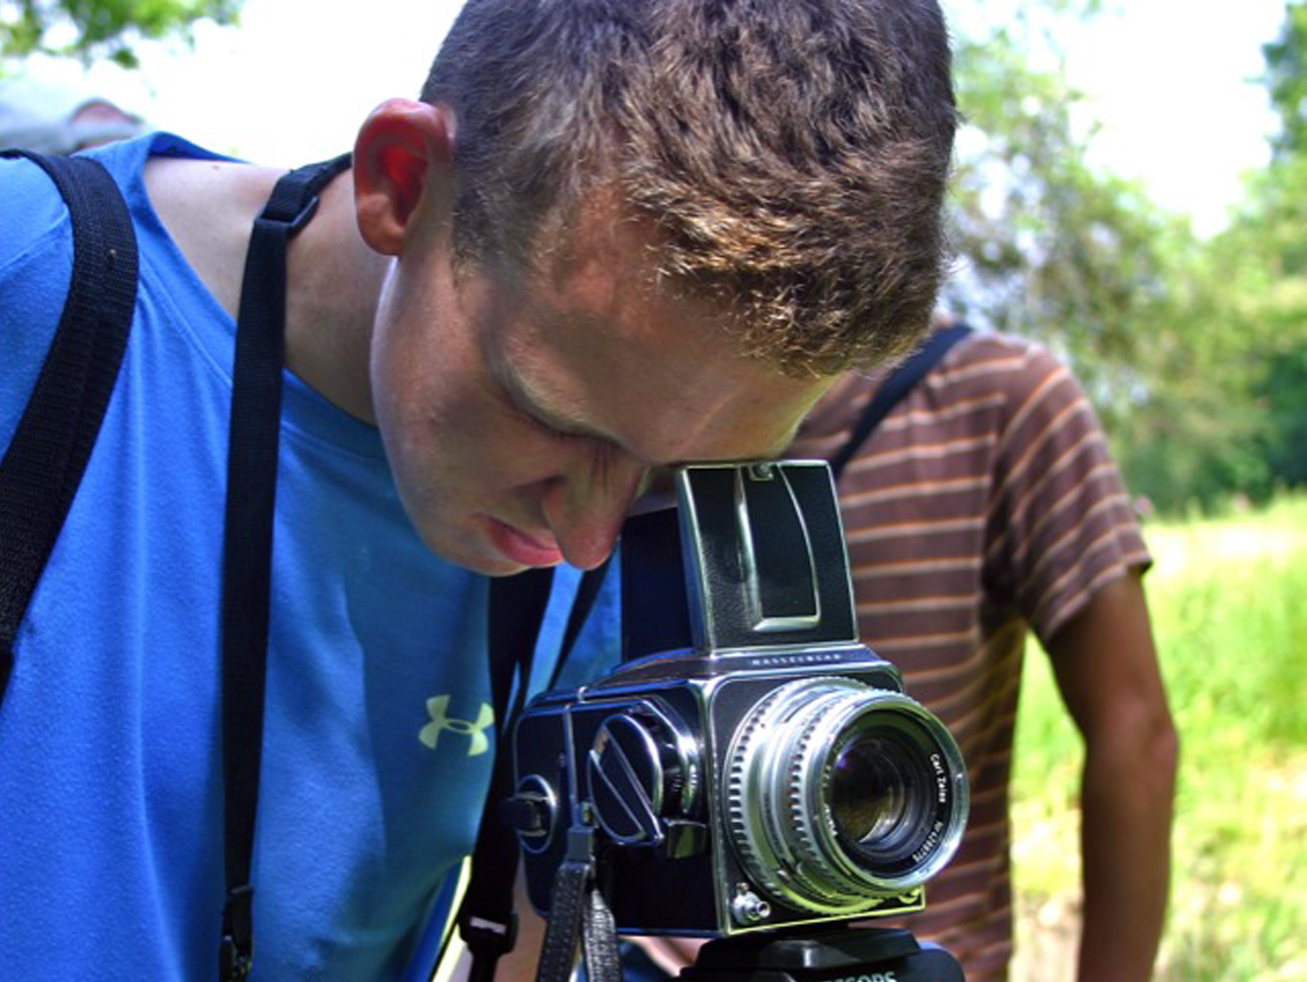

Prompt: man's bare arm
[{"left": 1046, "top": 570, "right": 1179, "bottom": 982}]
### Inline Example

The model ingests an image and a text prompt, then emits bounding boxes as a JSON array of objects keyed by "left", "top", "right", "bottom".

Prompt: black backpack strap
[
  {"left": 0, "top": 151, "right": 138, "bottom": 698},
  {"left": 553, "top": 559, "right": 613, "bottom": 690},
  {"left": 457, "top": 568, "right": 554, "bottom": 982},
  {"left": 457, "top": 560, "right": 612, "bottom": 982},
  {"left": 218, "top": 152, "right": 351, "bottom": 982},
  {"left": 826, "top": 323, "right": 973, "bottom": 482}
]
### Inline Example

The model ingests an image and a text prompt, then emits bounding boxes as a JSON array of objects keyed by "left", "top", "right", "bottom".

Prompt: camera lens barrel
[{"left": 725, "top": 676, "right": 968, "bottom": 916}]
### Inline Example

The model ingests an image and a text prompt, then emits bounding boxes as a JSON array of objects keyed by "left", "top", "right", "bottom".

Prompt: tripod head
[{"left": 680, "top": 927, "right": 965, "bottom": 982}]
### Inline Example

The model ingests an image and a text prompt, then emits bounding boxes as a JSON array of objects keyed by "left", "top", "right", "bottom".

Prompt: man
[
  {"left": 634, "top": 323, "right": 1180, "bottom": 982},
  {"left": 0, "top": 1, "right": 957, "bottom": 980}
]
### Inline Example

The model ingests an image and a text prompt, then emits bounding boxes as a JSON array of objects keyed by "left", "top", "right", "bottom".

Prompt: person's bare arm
[
  {"left": 1045, "top": 570, "right": 1179, "bottom": 982},
  {"left": 496, "top": 867, "right": 550, "bottom": 982},
  {"left": 443, "top": 866, "right": 548, "bottom": 982}
]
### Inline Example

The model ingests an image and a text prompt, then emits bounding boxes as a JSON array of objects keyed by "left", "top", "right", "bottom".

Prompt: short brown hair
[{"left": 422, "top": 0, "right": 957, "bottom": 377}]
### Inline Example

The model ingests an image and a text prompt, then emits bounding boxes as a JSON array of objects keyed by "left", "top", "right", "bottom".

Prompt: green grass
[{"left": 1009, "top": 495, "right": 1307, "bottom": 982}]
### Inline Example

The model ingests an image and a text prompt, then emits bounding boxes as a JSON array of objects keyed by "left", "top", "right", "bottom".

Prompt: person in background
[
  {"left": 634, "top": 319, "right": 1180, "bottom": 982},
  {"left": 0, "top": 74, "right": 146, "bottom": 153}
]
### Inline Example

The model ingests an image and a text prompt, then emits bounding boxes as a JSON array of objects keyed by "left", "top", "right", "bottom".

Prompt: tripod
[{"left": 679, "top": 927, "right": 965, "bottom": 982}]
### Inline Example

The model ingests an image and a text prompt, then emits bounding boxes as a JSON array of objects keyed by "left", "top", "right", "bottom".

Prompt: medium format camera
[{"left": 507, "top": 461, "right": 968, "bottom": 937}]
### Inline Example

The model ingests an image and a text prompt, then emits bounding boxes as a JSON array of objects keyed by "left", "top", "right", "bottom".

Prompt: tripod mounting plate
[{"left": 682, "top": 927, "right": 964, "bottom": 982}]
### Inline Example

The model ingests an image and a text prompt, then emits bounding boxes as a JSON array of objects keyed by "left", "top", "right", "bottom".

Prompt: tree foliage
[
  {"left": 1, "top": 0, "right": 239, "bottom": 69},
  {"left": 945, "top": 9, "right": 1180, "bottom": 431},
  {"left": 947, "top": 1, "right": 1307, "bottom": 514},
  {"left": 1139, "top": 0, "right": 1307, "bottom": 511},
  {"left": 1264, "top": 0, "right": 1307, "bottom": 158},
  {"left": 1204, "top": 0, "right": 1307, "bottom": 503}
]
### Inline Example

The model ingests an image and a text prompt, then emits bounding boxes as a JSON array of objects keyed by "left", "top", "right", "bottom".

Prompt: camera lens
[
  {"left": 830, "top": 730, "right": 924, "bottom": 861},
  {"left": 827, "top": 721, "right": 944, "bottom": 870},
  {"left": 725, "top": 676, "right": 968, "bottom": 916}
]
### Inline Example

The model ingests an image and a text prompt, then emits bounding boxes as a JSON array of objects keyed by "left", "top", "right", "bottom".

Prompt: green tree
[
  {"left": 945, "top": 10, "right": 1184, "bottom": 431},
  {"left": 947, "top": 1, "right": 1307, "bottom": 513},
  {"left": 1264, "top": 0, "right": 1307, "bottom": 158},
  {"left": 1114, "top": 0, "right": 1307, "bottom": 512},
  {"left": 1, "top": 0, "right": 239, "bottom": 69},
  {"left": 1211, "top": 1, "right": 1307, "bottom": 498}
]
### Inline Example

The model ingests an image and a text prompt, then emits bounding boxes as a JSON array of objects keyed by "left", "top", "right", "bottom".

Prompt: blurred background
[{"left": 3, "top": 0, "right": 1303, "bottom": 977}]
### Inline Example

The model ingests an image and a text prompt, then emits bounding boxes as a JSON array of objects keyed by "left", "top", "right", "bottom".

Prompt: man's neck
[
  {"left": 285, "top": 172, "right": 389, "bottom": 424},
  {"left": 144, "top": 157, "right": 388, "bottom": 425}
]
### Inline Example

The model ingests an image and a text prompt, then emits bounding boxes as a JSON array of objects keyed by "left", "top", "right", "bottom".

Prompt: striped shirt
[{"left": 787, "top": 330, "right": 1150, "bottom": 981}]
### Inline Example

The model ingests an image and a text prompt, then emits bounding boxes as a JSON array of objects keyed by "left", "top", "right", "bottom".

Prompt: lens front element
[
  {"left": 830, "top": 729, "right": 927, "bottom": 863},
  {"left": 725, "top": 676, "right": 968, "bottom": 916}
]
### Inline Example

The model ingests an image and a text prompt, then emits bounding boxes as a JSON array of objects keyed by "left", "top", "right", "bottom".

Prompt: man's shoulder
[
  {"left": 0, "top": 132, "right": 232, "bottom": 266},
  {"left": 0, "top": 133, "right": 236, "bottom": 453},
  {"left": 0, "top": 153, "right": 75, "bottom": 271},
  {"left": 924, "top": 329, "right": 1085, "bottom": 428},
  {"left": 932, "top": 329, "right": 1063, "bottom": 389},
  {"left": 83, "top": 130, "right": 233, "bottom": 179},
  {"left": 1, "top": 155, "right": 81, "bottom": 453}
]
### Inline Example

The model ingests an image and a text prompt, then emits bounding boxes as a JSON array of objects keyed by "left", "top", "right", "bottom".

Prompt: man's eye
[
  {"left": 537, "top": 416, "right": 581, "bottom": 443},
  {"left": 503, "top": 395, "right": 561, "bottom": 437}
]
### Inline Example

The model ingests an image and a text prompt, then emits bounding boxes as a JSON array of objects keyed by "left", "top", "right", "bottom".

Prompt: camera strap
[
  {"left": 218, "top": 151, "right": 352, "bottom": 982},
  {"left": 826, "top": 322, "right": 973, "bottom": 482},
  {"left": 0, "top": 151, "right": 138, "bottom": 700},
  {"left": 535, "top": 825, "right": 621, "bottom": 982},
  {"left": 457, "top": 566, "right": 555, "bottom": 982}
]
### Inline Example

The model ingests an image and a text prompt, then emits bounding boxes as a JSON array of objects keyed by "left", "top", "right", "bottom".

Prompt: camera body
[{"left": 508, "top": 462, "right": 968, "bottom": 937}]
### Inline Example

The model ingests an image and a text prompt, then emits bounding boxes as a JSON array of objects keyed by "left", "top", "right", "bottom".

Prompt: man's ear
[{"left": 353, "top": 98, "right": 457, "bottom": 256}]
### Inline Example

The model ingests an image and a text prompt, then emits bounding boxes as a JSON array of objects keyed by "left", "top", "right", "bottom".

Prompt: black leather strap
[
  {"left": 0, "top": 151, "right": 138, "bottom": 697},
  {"left": 535, "top": 843, "right": 594, "bottom": 982},
  {"left": 827, "top": 323, "right": 973, "bottom": 482},
  {"left": 457, "top": 567, "right": 556, "bottom": 982},
  {"left": 535, "top": 819, "right": 619, "bottom": 982},
  {"left": 580, "top": 877, "right": 622, "bottom": 982},
  {"left": 218, "top": 152, "right": 351, "bottom": 982}
]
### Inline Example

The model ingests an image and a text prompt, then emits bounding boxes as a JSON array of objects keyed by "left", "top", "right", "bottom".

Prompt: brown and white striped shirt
[{"left": 787, "top": 330, "right": 1150, "bottom": 981}]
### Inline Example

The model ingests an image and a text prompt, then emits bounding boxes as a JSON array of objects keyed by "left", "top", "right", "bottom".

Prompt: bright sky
[
  {"left": 29, "top": 0, "right": 1289, "bottom": 238},
  {"left": 1060, "top": 1, "right": 1286, "bottom": 237}
]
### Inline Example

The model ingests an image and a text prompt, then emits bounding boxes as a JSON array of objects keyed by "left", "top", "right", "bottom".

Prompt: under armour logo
[{"left": 419, "top": 695, "right": 495, "bottom": 756}]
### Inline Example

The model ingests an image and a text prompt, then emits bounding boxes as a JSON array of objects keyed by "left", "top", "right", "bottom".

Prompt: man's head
[
  {"left": 350, "top": 0, "right": 956, "bottom": 575},
  {"left": 421, "top": 0, "right": 957, "bottom": 377}
]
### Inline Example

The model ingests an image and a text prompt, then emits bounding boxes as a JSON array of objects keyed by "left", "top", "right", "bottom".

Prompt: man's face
[{"left": 369, "top": 197, "right": 829, "bottom": 576}]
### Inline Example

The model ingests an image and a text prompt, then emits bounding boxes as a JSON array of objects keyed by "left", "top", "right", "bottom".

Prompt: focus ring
[
  {"left": 725, "top": 685, "right": 798, "bottom": 909},
  {"left": 727, "top": 678, "right": 884, "bottom": 916},
  {"left": 784, "top": 687, "right": 888, "bottom": 907}
]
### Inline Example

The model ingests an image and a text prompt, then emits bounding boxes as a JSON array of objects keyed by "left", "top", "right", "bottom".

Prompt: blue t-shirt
[{"left": 0, "top": 134, "right": 620, "bottom": 981}]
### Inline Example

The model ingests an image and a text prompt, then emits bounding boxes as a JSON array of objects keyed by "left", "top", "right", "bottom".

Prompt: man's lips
[{"left": 485, "top": 517, "right": 564, "bottom": 568}]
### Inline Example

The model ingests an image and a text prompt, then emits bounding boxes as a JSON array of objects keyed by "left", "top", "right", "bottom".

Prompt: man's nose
[{"left": 542, "top": 453, "right": 647, "bottom": 570}]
